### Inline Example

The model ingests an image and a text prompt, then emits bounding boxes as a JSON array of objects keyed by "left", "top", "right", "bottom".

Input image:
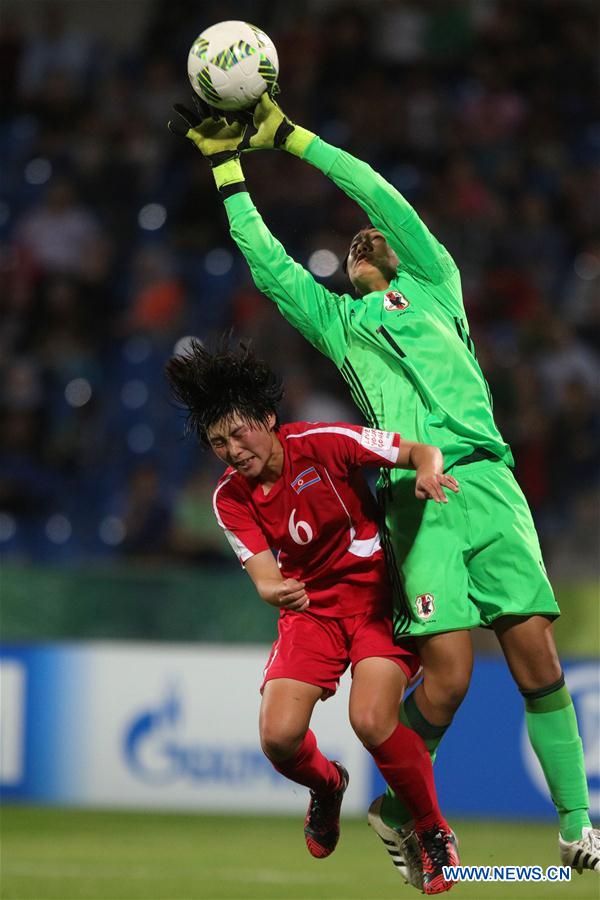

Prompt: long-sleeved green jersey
[{"left": 224, "top": 137, "right": 513, "bottom": 471}]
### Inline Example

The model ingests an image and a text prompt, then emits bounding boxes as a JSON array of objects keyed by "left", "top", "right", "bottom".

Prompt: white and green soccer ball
[{"left": 187, "top": 20, "right": 279, "bottom": 111}]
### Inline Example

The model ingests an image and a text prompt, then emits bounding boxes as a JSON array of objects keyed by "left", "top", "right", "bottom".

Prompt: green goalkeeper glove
[
  {"left": 168, "top": 92, "right": 316, "bottom": 188},
  {"left": 168, "top": 98, "right": 249, "bottom": 191},
  {"left": 241, "top": 93, "right": 315, "bottom": 157}
]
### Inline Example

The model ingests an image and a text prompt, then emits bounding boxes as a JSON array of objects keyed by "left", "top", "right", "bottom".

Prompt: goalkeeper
[{"left": 168, "top": 94, "right": 599, "bottom": 878}]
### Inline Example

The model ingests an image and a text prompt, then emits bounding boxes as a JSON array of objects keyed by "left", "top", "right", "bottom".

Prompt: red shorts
[{"left": 260, "top": 609, "right": 420, "bottom": 699}]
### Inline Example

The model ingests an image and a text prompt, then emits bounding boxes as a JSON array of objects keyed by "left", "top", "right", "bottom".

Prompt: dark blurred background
[{"left": 1, "top": 0, "right": 598, "bottom": 648}]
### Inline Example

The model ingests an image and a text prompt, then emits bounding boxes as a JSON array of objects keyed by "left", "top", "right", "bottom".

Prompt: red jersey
[{"left": 212, "top": 422, "right": 402, "bottom": 617}]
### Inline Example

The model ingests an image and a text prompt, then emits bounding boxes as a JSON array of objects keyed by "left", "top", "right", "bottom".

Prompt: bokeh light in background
[
  {"left": 138, "top": 203, "right": 167, "bottom": 231},
  {"left": 65, "top": 378, "right": 92, "bottom": 408},
  {"left": 308, "top": 249, "right": 339, "bottom": 277},
  {"left": 24, "top": 158, "right": 52, "bottom": 185},
  {"left": 204, "top": 248, "right": 233, "bottom": 276}
]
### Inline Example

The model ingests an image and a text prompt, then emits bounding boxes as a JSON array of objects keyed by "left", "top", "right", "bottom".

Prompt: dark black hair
[{"left": 165, "top": 338, "right": 283, "bottom": 445}]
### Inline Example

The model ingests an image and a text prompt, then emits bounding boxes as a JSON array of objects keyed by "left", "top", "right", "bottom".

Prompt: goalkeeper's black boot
[
  {"left": 304, "top": 762, "right": 349, "bottom": 858},
  {"left": 418, "top": 823, "right": 459, "bottom": 894}
]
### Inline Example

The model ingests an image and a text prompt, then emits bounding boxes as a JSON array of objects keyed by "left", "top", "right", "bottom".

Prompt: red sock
[
  {"left": 269, "top": 729, "right": 341, "bottom": 794},
  {"left": 370, "top": 722, "right": 445, "bottom": 833}
]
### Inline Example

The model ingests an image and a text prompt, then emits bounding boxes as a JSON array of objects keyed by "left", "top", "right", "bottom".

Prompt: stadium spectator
[
  {"left": 15, "top": 177, "right": 107, "bottom": 280},
  {"left": 169, "top": 468, "right": 234, "bottom": 563},
  {"left": 119, "top": 461, "right": 173, "bottom": 559}
]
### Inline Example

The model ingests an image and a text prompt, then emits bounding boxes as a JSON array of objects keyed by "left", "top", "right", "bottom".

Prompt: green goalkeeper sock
[
  {"left": 380, "top": 691, "right": 449, "bottom": 830},
  {"left": 522, "top": 676, "right": 591, "bottom": 842}
]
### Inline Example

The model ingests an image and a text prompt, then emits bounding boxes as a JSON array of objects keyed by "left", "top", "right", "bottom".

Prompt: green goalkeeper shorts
[{"left": 380, "top": 458, "right": 560, "bottom": 639}]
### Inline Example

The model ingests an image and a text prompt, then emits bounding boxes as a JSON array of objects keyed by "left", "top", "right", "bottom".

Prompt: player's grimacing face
[
  {"left": 346, "top": 228, "right": 399, "bottom": 293},
  {"left": 207, "top": 413, "right": 278, "bottom": 478}
]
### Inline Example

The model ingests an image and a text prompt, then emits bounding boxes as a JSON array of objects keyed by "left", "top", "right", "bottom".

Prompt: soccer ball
[{"left": 187, "top": 20, "right": 279, "bottom": 111}]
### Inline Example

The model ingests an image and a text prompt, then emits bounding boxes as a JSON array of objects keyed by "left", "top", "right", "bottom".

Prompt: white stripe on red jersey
[
  {"left": 212, "top": 472, "right": 255, "bottom": 563},
  {"left": 348, "top": 533, "right": 382, "bottom": 558},
  {"left": 285, "top": 425, "right": 400, "bottom": 464}
]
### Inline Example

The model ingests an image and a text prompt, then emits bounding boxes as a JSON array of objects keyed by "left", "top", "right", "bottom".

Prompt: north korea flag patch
[{"left": 291, "top": 466, "right": 321, "bottom": 494}]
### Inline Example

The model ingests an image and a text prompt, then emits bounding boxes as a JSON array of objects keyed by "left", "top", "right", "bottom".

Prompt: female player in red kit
[{"left": 166, "top": 340, "right": 460, "bottom": 895}]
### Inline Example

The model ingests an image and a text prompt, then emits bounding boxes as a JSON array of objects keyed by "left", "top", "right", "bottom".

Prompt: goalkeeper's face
[
  {"left": 346, "top": 228, "right": 399, "bottom": 295},
  {"left": 207, "top": 411, "right": 282, "bottom": 480}
]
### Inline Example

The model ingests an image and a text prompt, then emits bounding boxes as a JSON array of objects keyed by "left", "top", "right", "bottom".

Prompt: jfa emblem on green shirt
[
  {"left": 384, "top": 290, "right": 410, "bottom": 311},
  {"left": 416, "top": 593, "right": 435, "bottom": 619}
]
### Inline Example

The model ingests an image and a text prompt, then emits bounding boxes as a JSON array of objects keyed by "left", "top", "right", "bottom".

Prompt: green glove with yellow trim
[
  {"left": 168, "top": 97, "right": 249, "bottom": 191},
  {"left": 241, "top": 93, "right": 315, "bottom": 157},
  {"left": 168, "top": 92, "right": 316, "bottom": 190}
]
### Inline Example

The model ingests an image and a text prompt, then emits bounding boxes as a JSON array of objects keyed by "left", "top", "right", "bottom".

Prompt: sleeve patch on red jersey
[{"left": 361, "top": 428, "right": 394, "bottom": 451}]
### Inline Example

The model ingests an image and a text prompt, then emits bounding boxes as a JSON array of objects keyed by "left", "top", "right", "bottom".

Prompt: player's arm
[
  {"left": 168, "top": 101, "right": 349, "bottom": 366},
  {"left": 396, "top": 440, "right": 459, "bottom": 504},
  {"left": 303, "top": 143, "right": 456, "bottom": 286},
  {"left": 224, "top": 192, "right": 348, "bottom": 365},
  {"left": 213, "top": 481, "right": 310, "bottom": 609},
  {"left": 246, "top": 95, "right": 457, "bottom": 286},
  {"left": 314, "top": 423, "right": 459, "bottom": 504},
  {"left": 245, "top": 550, "right": 310, "bottom": 612}
]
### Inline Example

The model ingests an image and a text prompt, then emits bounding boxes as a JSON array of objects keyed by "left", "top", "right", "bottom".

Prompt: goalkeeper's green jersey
[{"left": 224, "top": 137, "right": 513, "bottom": 470}]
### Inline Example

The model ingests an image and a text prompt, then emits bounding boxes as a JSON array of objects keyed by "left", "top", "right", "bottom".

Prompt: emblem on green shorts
[{"left": 416, "top": 593, "right": 435, "bottom": 619}]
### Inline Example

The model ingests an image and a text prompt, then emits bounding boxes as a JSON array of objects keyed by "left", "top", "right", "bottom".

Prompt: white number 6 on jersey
[{"left": 288, "top": 509, "right": 313, "bottom": 545}]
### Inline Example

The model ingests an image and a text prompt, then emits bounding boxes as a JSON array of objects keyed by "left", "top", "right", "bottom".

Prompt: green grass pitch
[{"left": 1, "top": 807, "right": 597, "bottom": 899}]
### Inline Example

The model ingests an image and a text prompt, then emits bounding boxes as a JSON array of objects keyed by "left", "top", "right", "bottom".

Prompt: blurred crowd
[{"left": 1, "top": 0, "right": 598, "bottom": 576}]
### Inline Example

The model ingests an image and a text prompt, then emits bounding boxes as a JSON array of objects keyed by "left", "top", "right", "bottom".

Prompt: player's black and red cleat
[
  {"left": 304, "top": 761, "right": 349, "bottom": 858},
  {"left": 418, "top": 823, "right": 460, "bottom": 894}
]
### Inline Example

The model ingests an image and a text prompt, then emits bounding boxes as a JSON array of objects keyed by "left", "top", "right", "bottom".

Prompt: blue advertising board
[
  {"left": 0, "top": 642, "right": 367, "bottom": 812},
  {"left": 0, "top": 643, "right": 89, "bottom": 802},
  {"left": 371, "top": 657, "right": 600, "bottom": 819},
  {"left": 1, "top": 642, "right": 598, "bottom": 817}
]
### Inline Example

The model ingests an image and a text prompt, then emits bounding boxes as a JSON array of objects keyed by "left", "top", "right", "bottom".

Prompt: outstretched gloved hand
[
  {"left": 168, "top": 92, "right": 316, "bottom": 184},
  {"left": 239, "top": 93, "right": 315, "bottom": 157},
  {"left": 168, "top": 97, "right": 249, "bottom": 190}
]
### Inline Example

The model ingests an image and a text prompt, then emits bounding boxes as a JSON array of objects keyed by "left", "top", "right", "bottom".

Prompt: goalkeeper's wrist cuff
[
  {"left": 283, "top": 126, "right": 317, "bottom": 158},
  {"left": 212, "top": 157, "right": 245, "bottom": 191}
]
